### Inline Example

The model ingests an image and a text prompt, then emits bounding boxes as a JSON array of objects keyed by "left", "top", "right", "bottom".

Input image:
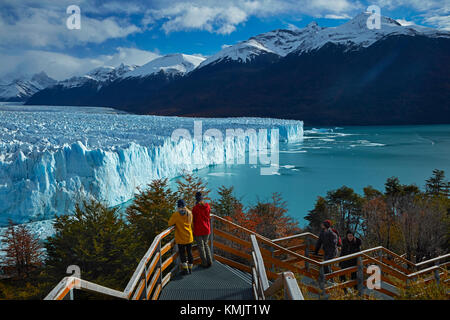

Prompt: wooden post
[
  {"left": 305, "top": 237, "right": 310, "bottom": 272},
  {"left": 270, "top": 247, "right": 275, "bottom": 273},
  {"left": 143, "top": 265, "right": 149, "bottom": 300},
  {"left": 356, "top": 256, "right": 364, "bottom": 296},
  {"left": 318, "top": 265, "right": 325, "bottom": 299},
  {"left": 158, "top": 242, "right": 163, "bottom": 286},
  {"left": 210, "top": 216, "right": 214, "bottom": 261},
  {"left": 434, "top": 262, "right": 440, "bottom": 285}
]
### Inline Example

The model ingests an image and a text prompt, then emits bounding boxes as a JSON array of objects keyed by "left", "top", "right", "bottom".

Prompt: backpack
[{"left": 332, "top": 228, "right": 342, "bottom": 247}]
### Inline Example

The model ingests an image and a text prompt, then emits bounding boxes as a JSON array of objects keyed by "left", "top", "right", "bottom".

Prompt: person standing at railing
[
  {"left": 169, "top": 200, "right": 194, "bottom": 275},
  {"left": 339, "top": 231, "right": 362, "bottom": 286},
  {"left": 192, "top": 192, "right": 213, "bottom": 268},
  {"left": 314, "top": 220, "right": 338, "bottom": 274}
]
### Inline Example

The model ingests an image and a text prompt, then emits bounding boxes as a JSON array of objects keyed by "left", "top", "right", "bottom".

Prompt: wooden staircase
[{"left": 45, "top": 214, "right": 449, "bottom": 300}]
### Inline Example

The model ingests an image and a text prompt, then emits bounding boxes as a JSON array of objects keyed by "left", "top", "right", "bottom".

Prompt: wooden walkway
[{"left": 159, "top": 261, "right": 253, "bottom": 300}]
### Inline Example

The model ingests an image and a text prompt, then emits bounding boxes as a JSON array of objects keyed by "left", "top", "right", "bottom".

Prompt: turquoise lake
[{"left": 187, "top": 125, "right": 450, "bottom": 227}]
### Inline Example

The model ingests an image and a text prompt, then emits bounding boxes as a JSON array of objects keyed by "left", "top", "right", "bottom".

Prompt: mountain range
[
  {"left": 0, "top": 72, "right": 56, "bottom": 102},
  {"left": 24, "top": 12, "right": 450, "bottom": 125}
]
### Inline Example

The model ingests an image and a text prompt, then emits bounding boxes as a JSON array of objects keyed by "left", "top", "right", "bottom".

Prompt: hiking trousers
[
  {"left": 178, "top": 243, "right": 193, "bottom": 265},
  {"left": 195, "top": 235, "right": 212, "bottom": 266},
  {"left": 323, "top": 253, "right": 336, "bottom": 274}
]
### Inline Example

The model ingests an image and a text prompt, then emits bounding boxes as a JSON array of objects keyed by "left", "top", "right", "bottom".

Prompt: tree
[
  {"left": 362, "top": 197, "right": 402, "bottom": 252},
  {"left": 326, "top": 186, "right": 363, "bottom": 236},
  {"left": 384, "top": 177, "right": 420, "bottom": 216},
  {"left": 425, "top": 169, "right": 449, "bottom": 197},
  {"left": 248, "top": 193, "right": 300, "bottom": 239},
  {"left": 363, "top": 186, "right": 383, "bottom": 200},
  {"left": 45, "top": 199, "right": 137, "bottom": 291},
  {"left": 211, "top": 186, "right": 241, "bottom": 217},
  {"left": 1, "top": 220, "right": 43, "bottom": 278},
  {"left": 397, "top": 195, "right": 449, "bottom": 262},
  {"left": 304, "top": 196, "right": 330, "bottom": 235},
  {"left": 126, "top": 179, "right": 176, "bottom": 255},
  {"left": 175, "top": 172, "right": 210, "bottom": 209}
]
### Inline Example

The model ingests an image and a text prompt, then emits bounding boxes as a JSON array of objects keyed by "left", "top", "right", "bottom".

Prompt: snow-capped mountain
[
  {"left": 200, "top": 22, "right": 323, "bottom": 67},
  {"left": 200, "top": 12, "right": 449, "bottom": 68},
  {"left": 25, "top": 12, "right": 450, "bottom": 126},
  {"left": 292, "top": 12, "right": 449, "bottom": 53},
  {"left": 59, "top": 63, "right": 138, "bottom": 89},
  {"left": 122, "top": 53, "right": 206, "bottom": 78},
  {"left": 0, "top": 72, "right": 56, "bottom": 102}
]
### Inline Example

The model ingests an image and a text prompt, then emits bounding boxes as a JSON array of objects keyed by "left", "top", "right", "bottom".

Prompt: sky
[{"left": 0, "top": 0, "right": 448, "bottom": 80}]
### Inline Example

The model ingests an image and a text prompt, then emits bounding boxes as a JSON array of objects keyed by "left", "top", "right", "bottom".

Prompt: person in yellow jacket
[{"left": 168, "top": 199, "right": 194, "bottom": 275}]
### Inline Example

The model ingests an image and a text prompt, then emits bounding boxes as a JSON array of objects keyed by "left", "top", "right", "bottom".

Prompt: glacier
[{"left": 0, "top": 105, "right": 303, "bottom": 225}]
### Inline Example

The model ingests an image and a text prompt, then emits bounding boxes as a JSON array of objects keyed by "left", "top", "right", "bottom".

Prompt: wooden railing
[
  {"left": 270, "top": 231, "right": 449, "bottom": 298},
  {"left": 250, "top": 234, "right": 304, "bottom": 300},
  {"left": 45, "top": 213, "right": 448, "bottom": 300},
  {"left": 45, "top": 226, "right": 179, "bottom": 300}
]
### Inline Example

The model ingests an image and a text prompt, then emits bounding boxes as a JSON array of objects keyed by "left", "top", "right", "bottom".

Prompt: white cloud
[
  {"left": 373, "top": 0, "right": 448, "bottom": 12},
  {"left": 147, "top": 0, "right": 360, "bottom": 34},
  {"left": 0, "top": 3, "right": 142, "bottom": 50},
  {"left": 325, "top": 14, "right": 351, "bottom": 19},
  {"left": 424, "top": 14, "right": 450, "bottom": 30},
  {"left": 154, "top": 4, "right": 249, "bottom": 35},
  {"left": 0, "top": 47, "right": 160, "bottom": 81}
]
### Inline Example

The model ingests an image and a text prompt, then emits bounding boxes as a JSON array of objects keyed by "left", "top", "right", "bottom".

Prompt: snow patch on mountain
[
  {"left": 58, "top": 64, "right": 138, "bottom": 89},
  {"left": 0, "top": 72, "right": 56, "bottom": 101},
  {"left": 121, "top": 54, "right": 206, "bottom": 78}
]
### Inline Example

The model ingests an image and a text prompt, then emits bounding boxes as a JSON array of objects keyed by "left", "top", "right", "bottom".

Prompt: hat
[
  {"left": 177, "top": 199, "right": 185, "bottom": 208},
  {"left": 323, "top": 219, "right": 332, "bottom": 228},
  {"left": 195, "top": 192, "right": 203, "bottom": 202}
]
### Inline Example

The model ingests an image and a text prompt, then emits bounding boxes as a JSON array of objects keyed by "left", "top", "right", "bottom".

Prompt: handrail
[
  {"left": 415, "top": 254, "right": 450, "bottom": 267},
  {"left": 270, "top": 228, "right": 448, "bottom": 273},
  {"left": 45, "top": 276, "right": 127, "bottom": 300},
  {"left": 251, "top": 234, "right": 270, "bottom": 296},
  {"left": 46, "top": 213, "right": 448, "bottom": 300},
  {"left": 45, "top": 226, "right": 176, "bottom": 300},
  {"left": 250, "top": 234, "right": 304, "bottom": 300},
  {"left": 272, "top": 232, "right": 318, "bottom": 243},
  {"left": 213, "top": 215, "right": 448, "bottom": 299},
  {"left": 124, "top": 226, "right": 174, "bottom": 298},
  {"left": 212, "top": 214, "right": 319, "bottom": 266}
]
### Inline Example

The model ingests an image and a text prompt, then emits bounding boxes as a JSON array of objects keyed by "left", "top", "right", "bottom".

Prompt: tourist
[
  {"left": 314, "top": 220, "right": 338, "bottom": 274},
  {"left": 168, "top": 199, "right": 194, "bottom": 275},
  {"left": 192, "top": 192, "right": 213, "bottom": 268},
  {"left": 339, "top": 230, "right": 362, "bottom": 283}
]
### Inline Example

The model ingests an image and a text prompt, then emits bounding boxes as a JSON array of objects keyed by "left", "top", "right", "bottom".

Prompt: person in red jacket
[{"left": 192, "top": 192, "right": 212, "bottom": 268}]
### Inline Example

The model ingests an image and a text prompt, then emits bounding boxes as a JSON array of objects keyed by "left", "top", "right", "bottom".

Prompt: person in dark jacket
[
  {"left": 339, "top": 230, "right": 362, "bottom": 282},
  {"left": 192, "top": 192, "right": 212, "bottom": 268},
  {"left": 314, "top": 220, "right": 338, "bottom": 274}
]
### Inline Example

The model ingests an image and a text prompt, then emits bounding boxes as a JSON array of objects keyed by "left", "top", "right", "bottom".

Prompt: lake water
[
  {"left": 1, "top": 102, "right": 449, "bottom": 231},
  {"left": 189, "top": 125, "right": 450, "bottom": 227}
]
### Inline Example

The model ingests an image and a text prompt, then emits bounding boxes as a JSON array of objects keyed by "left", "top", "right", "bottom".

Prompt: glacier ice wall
[{"left": 0, "top": 106, "right": 303, "bottom": 225}]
